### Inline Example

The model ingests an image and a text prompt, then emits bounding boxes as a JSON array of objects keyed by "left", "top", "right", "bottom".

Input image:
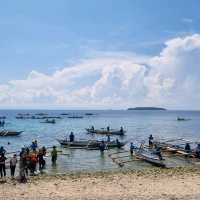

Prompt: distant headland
[{"left": 127, "top": 107, "right": 167, "bottom": 111}]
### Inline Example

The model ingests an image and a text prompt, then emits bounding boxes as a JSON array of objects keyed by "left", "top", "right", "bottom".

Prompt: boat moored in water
[
  {"left": 177, "top": 117, "right": 191, "bottom": 121},
  {"left": 60, "top": 113, "right": 69, "bottom": 116},
  {"left": 40, "top": 119, "right": 56, "bottom": 124},
  {"left": 85, "top": 113, "right": 94, "bottom": 116},
  {"left": 57, "top": 139, "right": 125, "bottom": 149},
  {"left": 0, "top": 131, "right": 23, "bottom": 136},
  {"left": 86, "top": 128, "right": 126, "bottom": 136},
  {"left": 133, "top": 148, "right": 166, "bottom": 168},
  {"left": 68, "top": 116, "right": 84, "bottom": 119},
  {"left": 35, "top": 113, "right": 48, "bottom": 116},
  {"left": 153, "top": 138, "right": 197, "bottom": 157}
]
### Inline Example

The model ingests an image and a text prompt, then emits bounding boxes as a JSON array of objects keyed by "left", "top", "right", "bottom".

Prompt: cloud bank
[{"left": 1, "top": 34, "right": 200, "bottom": 109}]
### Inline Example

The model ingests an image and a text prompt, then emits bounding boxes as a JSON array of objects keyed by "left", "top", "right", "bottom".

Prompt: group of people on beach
[
  {"left": 0, "top": 140, "right": 58, "bottom": 182},
  {"left": 0, "top": 146, "right": 17, "bottom": 180}
]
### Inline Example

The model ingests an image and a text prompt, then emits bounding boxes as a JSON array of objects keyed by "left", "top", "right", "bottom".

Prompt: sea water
[{"left": 0, "top": 109, "right": 200, "bottom": 174}]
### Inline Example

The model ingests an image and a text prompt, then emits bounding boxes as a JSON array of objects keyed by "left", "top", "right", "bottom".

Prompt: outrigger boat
[
  {"left": 108, "top": 147, "right": 167, "bottom": 168},
  {"left": 153, "top": 138, "right": 196, "bottom": 157},
  {"left": 133, "top": 148, "right": 166, "bottom": 168},
  {"left": 57, "top": 139, "right": 125, "bottom": 149},
  {"left": 0, "top": 131, "right": 23, "bottom": 136},
  {"left": 85, "top": 128, "right": 126, "bottom": 136}
]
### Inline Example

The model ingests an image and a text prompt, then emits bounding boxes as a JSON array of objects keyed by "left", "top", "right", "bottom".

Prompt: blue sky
[
  {"left": 1, "top": 0, "right": 199, "bottom": 81},
  {"left": 0, "top": 0, "right": 200, "bottom": 109}
]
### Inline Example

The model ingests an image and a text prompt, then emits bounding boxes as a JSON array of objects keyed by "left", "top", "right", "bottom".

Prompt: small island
[{"left": 127, "top": 107, "right": 167, "bottom": 111}]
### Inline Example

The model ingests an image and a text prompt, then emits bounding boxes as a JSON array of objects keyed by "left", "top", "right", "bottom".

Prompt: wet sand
[{"left": 1, "top": 166, "right": 200, "bottom": 200}]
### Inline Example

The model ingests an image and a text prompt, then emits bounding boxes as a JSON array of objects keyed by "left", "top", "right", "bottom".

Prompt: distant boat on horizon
[{"left": 177, "top": 117, "right": 191, "bottom": 121}]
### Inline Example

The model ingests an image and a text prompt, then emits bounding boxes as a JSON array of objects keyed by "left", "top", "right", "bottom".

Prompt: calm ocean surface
[{"left": 1, "top": 110, "right": 200, "bottom": 173}]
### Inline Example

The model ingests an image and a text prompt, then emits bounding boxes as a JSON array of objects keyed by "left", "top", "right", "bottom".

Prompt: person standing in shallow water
[
  {"left": 10, "top": 154, "right": 17, "bottom": 178},
  {"left": 148, "top": 134, "right": 154, "bottom": 148},
  {"left": 0, "top": 146, "right": 6, "bottom": 155},
  {"left": 130, "top": 142, "right": 135, "bottom": 155},
  {"left": 154, "top": 145, "right": 163, "bottom": 160},
  {"left": 69, "top": 132, "right": 75, "bottom": 142},
  {"left": 195, "top": 144, "right": 200, "bottom": 158},
  {"left": 99, "top": 141, "right": 106, "bottom": 153},
  {"left": 51, "top": 146, "right": 58, "bottom": 165},
  {"left": 38, "top": 148, "right": 46, "bottom": 170},
  {"left": 185, "top": 143, "right": 191, "bottom": 154},
  {"left": 107, "top": 135, "right": 111, "bottom": 142},
  {"left": 120, "top": 126, "right": 124, "bottom": 134}
]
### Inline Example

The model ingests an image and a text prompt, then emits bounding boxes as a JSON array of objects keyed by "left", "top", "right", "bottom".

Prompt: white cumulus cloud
[{"left": 1, "top": 34, "right": 200, "bottom": 109}]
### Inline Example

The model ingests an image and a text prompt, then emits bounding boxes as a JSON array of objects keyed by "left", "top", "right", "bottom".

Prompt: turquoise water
[{"left": 1, "top": 110, "right": 200, "bottom": 173}]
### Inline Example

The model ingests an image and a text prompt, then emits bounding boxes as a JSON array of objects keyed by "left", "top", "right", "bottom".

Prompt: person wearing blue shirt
[
  {"left": 130, "top": 142, "right": 135, "bottom": 155},
  {"left": 31, "top": 140, "right": 38, "bottom": 150},
  {"left": 0, "top": 146, "right": 6, "bottom": 156}
]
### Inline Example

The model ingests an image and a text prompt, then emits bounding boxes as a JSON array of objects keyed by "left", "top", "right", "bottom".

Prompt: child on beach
[{"left": 10, "top": 154, "right": 17, "bottom": 178}]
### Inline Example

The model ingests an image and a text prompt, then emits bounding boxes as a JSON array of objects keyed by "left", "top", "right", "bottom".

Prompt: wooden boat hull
[
  {"left": 57, "top": 139, "right": 125, "bottom": 149},
  {"left": 135, "top": 153, "right": 166, "bottom": 167},
  {"left": 85, "top": 128, "right": 126, "bottom": 136},
  {"left": 133, "top": 149, "right": 166, "bottom": 168},
  {"left": 0, "top": 131, "right": 23, "bottom": 136},
  {"left": 153, "top": 141, "right": 196, "bottom": 157}
]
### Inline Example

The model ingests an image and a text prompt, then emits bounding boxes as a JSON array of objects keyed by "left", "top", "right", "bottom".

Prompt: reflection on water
[{"left": 1, "top": 109, "right": 200, "bottom": 174}]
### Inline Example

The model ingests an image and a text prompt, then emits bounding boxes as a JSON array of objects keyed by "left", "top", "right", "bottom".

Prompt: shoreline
[{"left": 1, "top": 166, "right": 200, "bottom": 199}]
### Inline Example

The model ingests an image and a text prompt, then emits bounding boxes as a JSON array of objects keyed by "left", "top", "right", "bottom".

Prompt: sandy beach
[{"left": 1, "top": 166, "right": 200, "bottom": 200}]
